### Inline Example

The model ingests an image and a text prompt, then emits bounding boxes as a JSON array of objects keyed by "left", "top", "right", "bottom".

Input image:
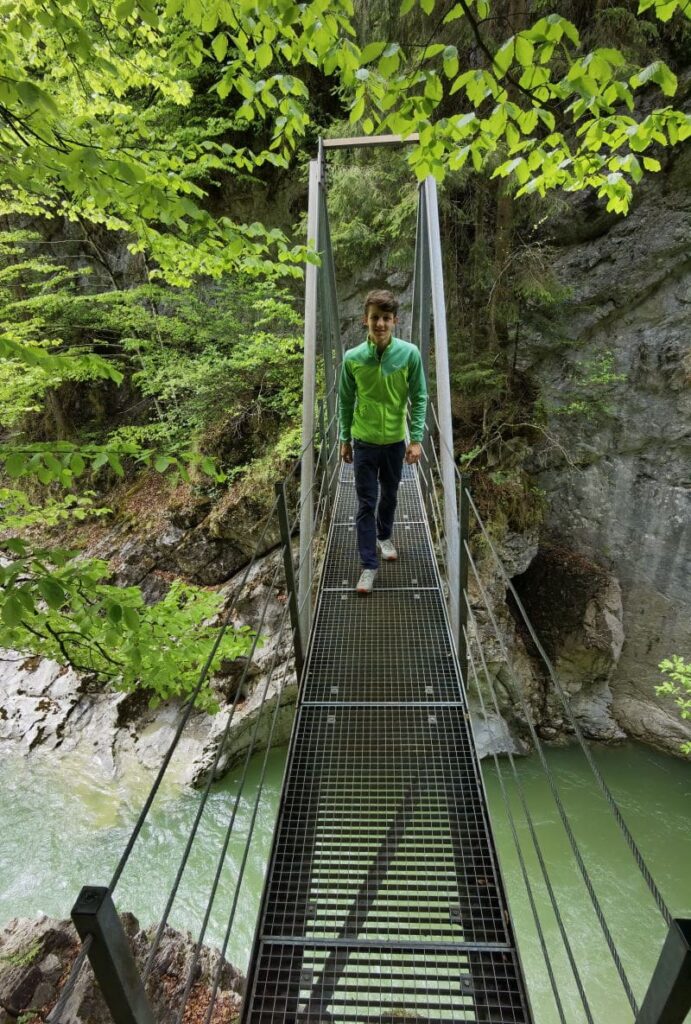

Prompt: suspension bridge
[{"left": 49, "top": 137, "right": 690, "bottom": 1024}]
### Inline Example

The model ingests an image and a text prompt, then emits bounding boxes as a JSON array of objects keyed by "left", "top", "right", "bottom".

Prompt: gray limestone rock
[
  {"left": 519, "top": 147, "right": 691, "bottom": 756},
  {"left": 0, "top": 914, "right": 243, "bottom": 1024}
]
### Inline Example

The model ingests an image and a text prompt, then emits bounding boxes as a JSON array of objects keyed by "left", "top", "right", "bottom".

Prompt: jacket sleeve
[
  {"left": 408, "top": 348, "right": 428, "bottom": 443},
  {"left": 338, "top": 358, "right": 356, "bottom": 442}
]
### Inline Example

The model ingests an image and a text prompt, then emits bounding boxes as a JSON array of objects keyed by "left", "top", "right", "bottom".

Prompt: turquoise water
[
  {"left": 0, "top": 747, "right": 286, "bottom": 971},
  {"left": 0, "top": 739, "right": 688, "bottom": 1016},
  {"left": 482, "top": 743, "right": 691, "bottom": 1024}
]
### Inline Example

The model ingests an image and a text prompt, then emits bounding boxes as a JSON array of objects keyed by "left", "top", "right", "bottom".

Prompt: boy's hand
[
  {"left": 340, "top": 442, "right": 353, "bottom": 464},
  {"left": 405, "top": 442, "right": 422, "bottom": 465}
]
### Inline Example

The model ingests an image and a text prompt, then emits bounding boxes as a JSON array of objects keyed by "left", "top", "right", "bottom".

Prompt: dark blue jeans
[{"left": 353, "top": 439, "right": 406, "bottom": 569}]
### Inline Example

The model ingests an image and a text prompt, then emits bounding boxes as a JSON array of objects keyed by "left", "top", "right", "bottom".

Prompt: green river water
[{"left": 0, "top": 742, "right": 688, "bottom": 1022}]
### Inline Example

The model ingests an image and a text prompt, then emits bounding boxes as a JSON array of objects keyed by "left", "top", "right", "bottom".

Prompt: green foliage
[
  {"left": 0, "top": 537, "right": 254, "bottom": 710},
  {"left": 110, "top": 280, "right": 304, "bottom": 463},
  {"left": 0, "top": 0, "right": 362, "bottom": 284},
  {"left": 348, "top": 1, "right": 689, "bottom": 212},
  {"left": 0, "top": 938, "right": 42, "bottom": 968},
  {"left": 0, "top": 488, "right": 111, "bottom": 531},
  {"left": 325, "top": 132, "right": 418, "bottom": 273},
  {"left": 656, "top": 656, "right": 691, "bottom": 754},
  {"left": 553, "top": 351, "right": 628, "bottom": 420}
]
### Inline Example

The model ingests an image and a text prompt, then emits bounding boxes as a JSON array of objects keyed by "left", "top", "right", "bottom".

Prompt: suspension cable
[
  {"left": 464, "top": 486, "right": 674, "bottom": 930},
  {"left": 171, "top": 593, "right": 292, "bottom": 1024},
  {"left": 202, "top": 648, "right": 290, "bottom": 1024},
  {"left": 465, "top": 617, "right": 593, "bottom": 1024},
  {"left": 141, "top": 555, "right": 285, "bottom": 979},
  {"left": 108, "top": 417, "right": 325, "bottom": 894},
  {"left": 465, "top": 640, "right": 570, "bottom": 1024},
  {"left": 465, "top": 540, "right": 639, "bottom": 1014},
  {"left": 427, "top": 390, "right": 673, "bottom": 931}
]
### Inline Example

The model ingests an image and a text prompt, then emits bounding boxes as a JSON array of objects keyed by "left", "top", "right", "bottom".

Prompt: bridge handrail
[{"left": 48, "top": 412, "right": 335, "bottom": 1024}]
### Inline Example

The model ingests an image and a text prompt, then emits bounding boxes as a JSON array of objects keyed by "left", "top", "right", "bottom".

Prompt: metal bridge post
[
  {"left": 423, "top": 176, "right": 460, "bottom": 638},
  {"left": 317, "top": 398, "right": 330, "bottom": 521},
  {"left": 275, "top": 481, "right": 305, "bottom": 679},
  {"left": 458, "top": 474, "right": 470, "bottom": 680},
  {"left": 299, "top": 159, "right": 320, "bottom": 642},
  {"left": 412, "top": 186, "right": 435, "bottom": 527},
  {"left": 317, "top": 190, "right": 338, "bottom": 462},
  {"left": 636, "top": 918, "right": 691, "bottom": 1024},
  {"left": 71, "top": 887, "right": 155, "bottom": 1024}
]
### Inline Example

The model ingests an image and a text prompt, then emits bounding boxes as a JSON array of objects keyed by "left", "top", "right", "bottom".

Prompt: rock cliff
[{"left": 521, "top": 143, "right": 691, "bottom": 755}]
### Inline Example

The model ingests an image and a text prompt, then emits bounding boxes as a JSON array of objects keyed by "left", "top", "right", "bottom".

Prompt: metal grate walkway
[{"left": 243, "top": 465, "right": 533, "bottom": 1023}]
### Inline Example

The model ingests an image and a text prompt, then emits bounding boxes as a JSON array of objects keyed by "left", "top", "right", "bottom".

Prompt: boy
[{"left": 339, "top": 289, "right": 428, "bottom": 594}]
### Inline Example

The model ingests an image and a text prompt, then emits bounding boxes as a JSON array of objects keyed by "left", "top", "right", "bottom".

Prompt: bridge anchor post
[
  {"left": 636, "top": 918, "right": 691, "bottom": 1024},
  {"left": 71, "top": 886, "right": 155, "bottom": 1024}
]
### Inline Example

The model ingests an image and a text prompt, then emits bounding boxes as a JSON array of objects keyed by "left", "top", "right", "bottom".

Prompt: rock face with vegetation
[
  {"left": 0, "top": 914, "right": 243, "bottom": 1024},
  {"left": 522, "top": 145, "right": 691, "bottom": 754}
]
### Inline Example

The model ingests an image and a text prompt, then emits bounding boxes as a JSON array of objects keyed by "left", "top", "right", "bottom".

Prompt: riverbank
[{"left": 0, "top": 913, "right": 244, "bottom": 1024}]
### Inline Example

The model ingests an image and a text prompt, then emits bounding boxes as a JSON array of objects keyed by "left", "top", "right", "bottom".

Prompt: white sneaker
[
  {"left": 377, "top": 538, "right": 398, "bottom": 561},
  {"left": 356, "top": 568, "right": 377, "bottom": 594}
]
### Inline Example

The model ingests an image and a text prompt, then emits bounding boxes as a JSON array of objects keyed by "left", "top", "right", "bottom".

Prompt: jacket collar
[{"left": 366, "top": 336, "right": 396, "bottom": 360}]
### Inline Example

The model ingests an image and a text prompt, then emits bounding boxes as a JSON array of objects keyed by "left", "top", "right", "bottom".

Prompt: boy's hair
[{"left": 364, "top": 289, "right": 398, "bottom": 316}]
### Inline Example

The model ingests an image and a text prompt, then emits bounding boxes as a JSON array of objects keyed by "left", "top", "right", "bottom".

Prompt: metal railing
[
  {"left": 417, "top": 377, "right": 690, "bottom": 1023},
  {"left": 47, "top": 409, "right": 339, "bottom": 1024}
]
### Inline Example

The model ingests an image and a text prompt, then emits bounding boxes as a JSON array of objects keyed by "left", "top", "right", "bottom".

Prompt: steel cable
[
  {"left": 465, "top": 540, "right": 639, "bottom": 1015},
  {"left": 45, "top": 935, "right": 93, "bottom": 1024},
  {"left": 202, "top": 600, "right": 293, "bottom": 1024},
  {"left": 464, "top": 486, "right": 674, "bottom": 931},
  {"left": 428, "top": 391, "right": 672, "bottom": 930},
  {"left": 465, "top": 616, "right": 592, "bottom": 1024},
  {"left": 141, "top": 555, "right": 284, "bottom": 980},
  {"left": 173, "top": 595, "right": 294, "bottom": 1024},
  {"left": 108, "top": 414, "right": 326, "bottom": 894},
  {"left": 417, "top": 455, "right": 448, "bottom": 579}
]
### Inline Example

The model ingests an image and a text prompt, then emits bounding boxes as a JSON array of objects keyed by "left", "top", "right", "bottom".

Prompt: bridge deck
[{"left": 243, "top": 465, "right": 532, "bottom": 1023}]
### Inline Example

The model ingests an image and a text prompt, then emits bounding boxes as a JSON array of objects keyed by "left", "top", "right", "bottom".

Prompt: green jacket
[{"left": 339, "top": 336, "right": 428, "bottom": 445}]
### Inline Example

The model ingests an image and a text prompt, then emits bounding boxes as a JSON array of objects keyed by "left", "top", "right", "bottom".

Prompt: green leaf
[
  {"left": 350, "top": 96, "right": 365, "bottom": 123},
  {"left": 515, "top": 35, "right": 534, "bottom": 67},
  {"left": 1, "top": 595, "right": 23, "bottom": 627},
  {"left": 256, "top": 42, "right": 273, "bottom": 69},
  {"left": 123, "top": 606, "right": 140, "bottom": 631},
  {"left": 107, "top": 602, "right": 123, "bottom": 625},
  {"left": 154, "top": 455, "right": 173, "bottom": 472},
  {"left": 443, "top": 3, "right": 464, "bottom": 22},
  {"left": 107, "top": 452, "right": 124, "bottom": 477},
  {"left": 361, "top": 41, "right": 386, "bottom": 63},
  {"left": 493, "top": 39, "right": 514, "bottom": 77},
  {"left": 400, "top": 0, "right": 416, "bottom": 13},
  {"left": 4, "top": 538, "right": 27, "bottom": 555},
  {"left": 38, "top": 578, "right": 66, "bottom": 610},
  {"left": 5, "top": 453, "right": 26, "bottom": 478},
  {"left": 211, "top": 33, "right": 228, "bottom": 62},
  {"left": 443, "top": 45, "right": 459, "bottom": 79}
]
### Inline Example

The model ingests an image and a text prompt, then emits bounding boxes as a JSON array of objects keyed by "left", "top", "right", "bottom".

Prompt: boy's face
[{"left": 364, "top": 304, "right": 397, "bottom": 348}]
